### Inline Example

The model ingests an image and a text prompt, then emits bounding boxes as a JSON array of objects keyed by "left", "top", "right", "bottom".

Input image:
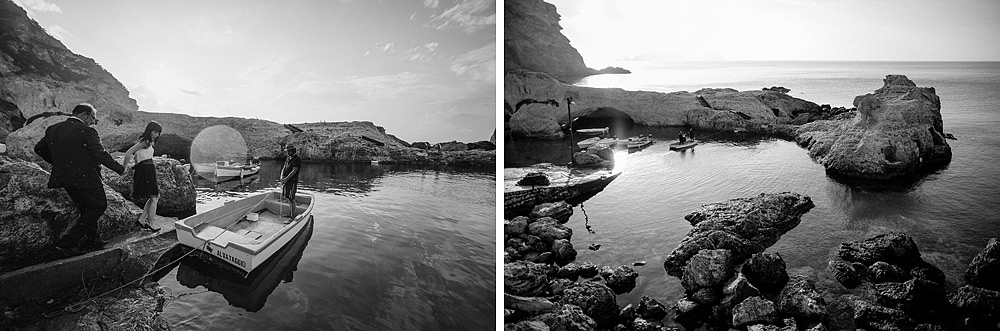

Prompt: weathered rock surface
[
  {"left": 505, "top": 320, "right": 552, "bottom": 331},
  {"left": 870, "top": 278, "right": 946, "bottom": 313},
  {"left": 533, "top": 304, "right": 597, "bottom": 331},
  {"left": 636, "top": 296, "right": 668, "bottom": 321},
  {"left": 827, "top": 260, "right": 863, "bottom": 288},
  {"left": 559, "top": 281, "right": 619, "bottom": 327},
  {"left": 965, "top": 237, "right": 1000, "bottom": 291},
  {"left": 104, "top": 156, "right": 196, "bottom": 216},
  {"left": 528, "top": 217, "right": 573, "bottom": 242},
  {"left": 838, "top": 232, "right": 921, "bottom": 266},
  {"left": 505, "top": 71, "right": 817, "bottom": 139},
  {"left": 848, "top": 296, "right": 915, "bottom": 331},
  {"left": 0, "top": 156, "right": 140, "bottom": 268},
  {"left": 777, "top": 275, "right": 827, "bottom": 321},
  {"left": 947, "top": 285, "right": 1000, "bottom": 317},
  {"left": 599, "top": 265, "right": 639, "bottom": 294},
  {"left": 741, "top": 252, "right": 789, "bottom": 294},
  {"left": 795, "top": 75, "right": 951, "bottom": 180},
  {"left": 681, "top": 249, "right": 736, "bottom": 292},
  {"left": 505, "top": 261, "right": 556, "bottom": 296},
  {"left": 663, "top": 192, "right": 814, "bottom": 277},
  {"left": 530, "top": 201, "right": 573, "bottom": 223},
  {"left": 868, "top": 261, "right": 909, "bottom": 283},
  {"left": 732, "top": 296, "right": 778, "bottom": 327},
  {"left": 504, "top": 0, "right": 597, "bottom": 82}
]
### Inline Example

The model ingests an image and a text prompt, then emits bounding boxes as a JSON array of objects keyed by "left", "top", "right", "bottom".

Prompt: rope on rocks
[{"left": 43, "top": 188, "right": 277, "bottom": 318}]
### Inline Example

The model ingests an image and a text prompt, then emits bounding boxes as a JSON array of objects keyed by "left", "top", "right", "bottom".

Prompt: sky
[
  {"left": 546, "top": 0, "right": 1000, "bottom": 68},
  {"left": 13, "top": 0, "right": 496, "bottom": 143}
]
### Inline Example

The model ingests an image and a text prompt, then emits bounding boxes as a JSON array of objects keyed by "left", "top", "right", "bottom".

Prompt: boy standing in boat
[{"left": 280, "top": 144, "right": 301, "bottom": 222}]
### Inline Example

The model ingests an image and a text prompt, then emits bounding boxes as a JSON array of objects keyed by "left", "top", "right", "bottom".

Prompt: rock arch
[{"left": 572, "top": 107, "right": 636, "bottom": 133}]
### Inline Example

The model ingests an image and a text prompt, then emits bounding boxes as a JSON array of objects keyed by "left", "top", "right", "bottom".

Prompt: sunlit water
[
  {"left": 155, "top": 161, "right": 495, "bottom": 331},
  {"left": 507, "top": 61, "right": 1000, "bottom": 326}
]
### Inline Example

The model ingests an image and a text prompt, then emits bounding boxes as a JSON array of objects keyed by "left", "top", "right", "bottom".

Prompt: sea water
[
  {"left": 156, "top": 161, "right": 494, "bottom": 330},
  {"left": 507, "top": 61, "right": 1000, "bottom": 327}
]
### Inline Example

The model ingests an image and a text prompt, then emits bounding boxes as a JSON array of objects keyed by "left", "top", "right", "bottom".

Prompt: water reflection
[{"left": 168, "top": 217, "right": 314, "bottom": 312}]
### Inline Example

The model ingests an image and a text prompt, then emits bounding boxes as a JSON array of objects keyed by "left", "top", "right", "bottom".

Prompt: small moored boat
[
  {"left": 627, "top": 136, "right": 654, "bottom": 149},
  {"left": 669, "top": 139, "right": 698, "bottom": 150},
  {"left": 174, "top": 191, "right": 315, "bottom": 275},
  {"left": 575, "top": 127, "right": 609, "bottom": 136},
  {"left": 578, "top": 137, "right": 626, "bottom": 149}
]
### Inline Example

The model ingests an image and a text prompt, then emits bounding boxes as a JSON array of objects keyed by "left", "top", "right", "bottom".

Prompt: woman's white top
[{"left": 135, "top": 143, "right": 154, "bottom": 163}]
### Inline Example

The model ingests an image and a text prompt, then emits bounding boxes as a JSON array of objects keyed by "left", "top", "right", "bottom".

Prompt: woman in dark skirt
[{"left": 122, "top": 121, "right": 162, "bottom": 231}]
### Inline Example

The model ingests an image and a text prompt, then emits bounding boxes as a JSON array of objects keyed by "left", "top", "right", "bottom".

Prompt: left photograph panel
[{"left": 0, "top": 0, "right": 496, "bottom": 330}]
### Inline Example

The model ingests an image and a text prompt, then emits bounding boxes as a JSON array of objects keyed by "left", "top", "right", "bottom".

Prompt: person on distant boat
[
  {"left": 687, "top": 128, "right": 694, "bottom": 140},
  {"left": 122, "top": 121, "right": 163, "bottom": 232},
  {"left": 279, "top": 144, "right": 302, "bottom": 223},
  {"left": 678, "top": 130, "right": 687, "bottom": 143},
  {"left": 34, "top": 103, "right": 126, "bottom": 257}
]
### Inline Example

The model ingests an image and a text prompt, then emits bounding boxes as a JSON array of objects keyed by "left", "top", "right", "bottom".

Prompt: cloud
[
  {"left": 11, "top": 0, "right": 61, "bottom": 17},
  {"left": 429, "top": 0, "right": 495, "bottom": 34},
  {"left": 187, "top": 26, "right": 236, "bottom": 46},
  {"left": 423, "top": 0, "right": 439, "bottom": 8},
  {"left": 450, "top": 43, "right": 495, "bottom": 84},
  {"left": 180, "top": 88, "right": 203, "bottom": 96},
  {"left": 344, "top": 72, "right": 428, "bottom": 100},
  {"left": 44, "top": 25, "right": 72, "bottom": 42},
  {"left": 402, "top": 42, "right": 439, "bottom": 63},
  {"left": 380, "top": 42, "right": 395, "bottom": 53}
]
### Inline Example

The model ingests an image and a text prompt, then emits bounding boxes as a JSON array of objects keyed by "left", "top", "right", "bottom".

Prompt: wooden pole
[{"left": 567, "top": 97, "right": 574, "bottom": 168}]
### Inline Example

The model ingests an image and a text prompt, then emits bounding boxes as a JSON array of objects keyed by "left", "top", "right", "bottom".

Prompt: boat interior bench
[{"left": 192, "top": 198, "right": 308, "bottom": 247}]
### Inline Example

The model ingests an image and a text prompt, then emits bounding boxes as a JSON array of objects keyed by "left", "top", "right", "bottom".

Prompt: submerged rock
[
  {"left": 795, "top": 75, "right": 951, "bottom": 180},
  {"left": 838, "top": 232, "right": 921, "bottom": 266},
  {"left": 663, "top": 192, "right": 814, "bottom": 277}
]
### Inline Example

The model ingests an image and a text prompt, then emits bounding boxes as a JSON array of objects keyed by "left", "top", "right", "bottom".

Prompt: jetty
[{"left": 504, "top": 163, "right": 621, "bottom": 213}]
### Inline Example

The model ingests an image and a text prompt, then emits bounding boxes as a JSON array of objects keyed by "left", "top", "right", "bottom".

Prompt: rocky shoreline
[{"left": 503, "top": 194, "right": 1000, "bottom": 331}]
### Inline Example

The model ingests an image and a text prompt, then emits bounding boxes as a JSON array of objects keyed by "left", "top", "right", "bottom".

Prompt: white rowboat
[{"left": 174, "top": 191, "right": 315, "bottom": 275}]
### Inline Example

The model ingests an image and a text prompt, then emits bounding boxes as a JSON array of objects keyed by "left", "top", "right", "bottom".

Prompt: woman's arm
[{"left": 122, "top": 141, "right": 143, "bottom": 169}]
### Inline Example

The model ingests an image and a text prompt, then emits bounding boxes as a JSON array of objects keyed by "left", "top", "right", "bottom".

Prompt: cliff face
[
  {"left": 504, "top": 0, "right": 595, "bottom": 82},
  {"left": 0, "top": 0, "right": 138, "bottom": 142}
]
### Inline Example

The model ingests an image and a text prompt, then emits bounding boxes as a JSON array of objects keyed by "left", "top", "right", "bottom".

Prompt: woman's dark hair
[{"left": 138, "top": 121, "right": 163, "bottom": 147}]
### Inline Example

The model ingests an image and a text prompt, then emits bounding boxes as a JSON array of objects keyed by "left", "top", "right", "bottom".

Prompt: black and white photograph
[
  {"left": 0, "top": 0, "right": 495, "bottom": 330},
  {"left": 504, "top": 0, "right": 1000, "bottom": 330}
]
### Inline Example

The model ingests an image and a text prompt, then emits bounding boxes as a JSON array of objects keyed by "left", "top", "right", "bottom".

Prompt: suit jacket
[{"left": 34, "top": 118, "right": 125, "bottom": 189}]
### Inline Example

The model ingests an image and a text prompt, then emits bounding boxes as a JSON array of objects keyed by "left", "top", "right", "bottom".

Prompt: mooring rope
[{"left": 43, "top": 189, "right": 277, "bottom": 318}]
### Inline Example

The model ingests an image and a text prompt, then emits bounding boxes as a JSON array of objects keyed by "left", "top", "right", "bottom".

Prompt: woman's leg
[{"left": 149, "top": 195, "right": 159, "bottom": 222}]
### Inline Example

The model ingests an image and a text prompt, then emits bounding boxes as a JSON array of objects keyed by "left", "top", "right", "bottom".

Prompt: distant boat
[
  {"left": 575, "top": 127, "right": 609, "bottom": 136},
  {"left": 626, "top": 136, "right": 654, "bottom": 149},
  {"left": 578, "top": 137, "right": 626, "bottom": 149},
  {"left": 174, "top": 191, "right": 315, "bottom": 275},
  {"left": 194, "top": 160, "right": 260, "bottom": 180},
  {"left": 669, "top": 139, "right": 698, "bottom": 150}
]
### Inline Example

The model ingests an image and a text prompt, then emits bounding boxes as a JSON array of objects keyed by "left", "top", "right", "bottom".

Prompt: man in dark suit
[{"left": 34, "top": 103, "right": 125, "bottom": 256}]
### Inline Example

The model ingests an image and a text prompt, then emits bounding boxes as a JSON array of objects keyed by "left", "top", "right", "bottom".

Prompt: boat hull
[
  {"left": 175, "top": 191, "right": 315, "bottom": 275},
  {"left": 669, "top": 140, "right": 699, "bottom": 150}
]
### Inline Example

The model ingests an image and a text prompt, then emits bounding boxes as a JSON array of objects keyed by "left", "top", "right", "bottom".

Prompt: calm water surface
[
  {"left": 507, "top": 61, "right": 1000, "bottom": 328},
  {"left": 156, "top": 161, "right": 495, "bottom": 331}
]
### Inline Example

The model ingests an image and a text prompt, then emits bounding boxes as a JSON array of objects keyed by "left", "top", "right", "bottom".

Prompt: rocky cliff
[
  {"left": 795, "top": 75, "right": 951, "bottom": 180},
  {"left": 0, "top": 0, "right": 138, "bottom": 143},
  {"left": 504, "top": 0, "right": 597, "bottom": 82}
]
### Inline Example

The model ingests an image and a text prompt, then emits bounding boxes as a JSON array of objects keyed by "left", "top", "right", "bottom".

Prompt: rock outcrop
[
  {"left": 104, "top": 156, "right": 196, "bottom": 216},
  {"left": 662, "top": 192, "right": 815, "bottom": 277},
  {"left": 504, "top": 0, "right": 597, "bottom": 82},
  {"left": 505, "top": 71, "right": 818, "bottom": 139},
  {"left": 0, "top": 156, "right": 140, "bottom": 268},
  {"left": 795, "top": 75, "right": 951, "bottom": 180},
  {"left": 947, "top": 238, "right": 1000, "bottom": 328}
]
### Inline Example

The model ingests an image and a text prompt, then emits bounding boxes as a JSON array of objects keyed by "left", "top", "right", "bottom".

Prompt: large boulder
[
  {"left": 795, "top": 75, "right": 951, "bottom": 180},
  {"left": 732, "top": 296, "right": 778, "bottom": 327},
  {"left": 838, "top": 232, "right": 921, "bottom": 266},
  {"left": 530, "top": 201, "right": 573, "bottom": 223},
  {"left": 528, "top": 217, "right": 573, "bottom": 242},
  {"left": 965, "top": 238, "right": 1000, "bottom": 291},
  {"left": 599, "top": 265, "right": 639, "bottom": 294},
  {"left": 663, "top": 192, "right": 814, "bottom": 277},
  {"left": 827, "top": 260, "right": 863, "bottom": 288},
  {"left": 947, "top": 285, "right": 1000, "bottom": 318},
  {"left": 741, "top": 252, "right": 789, "bottom": 294},
  {"left": 777, "top": 275, "right": 827, "bottom": 321},
  {"left": 0, "top": 156, "right": 141, "bottom": 267},
  {"left": 636, "top": 296, "right": 668, "bottom": 321},
  {"left": 533, "top": 304, "right": 597, "bottom": 331},
  {"left": 559, "top": 281, "right": 620, "bottom": 327},
  {"left": 681, "top": 249, "right": 737, "bottom": 292},
  {"left": 104, "top": 156, "right": 196, "bottom": 216},
  {"left": 505, "top": 261, "right": 556, "bottom": 296}
]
